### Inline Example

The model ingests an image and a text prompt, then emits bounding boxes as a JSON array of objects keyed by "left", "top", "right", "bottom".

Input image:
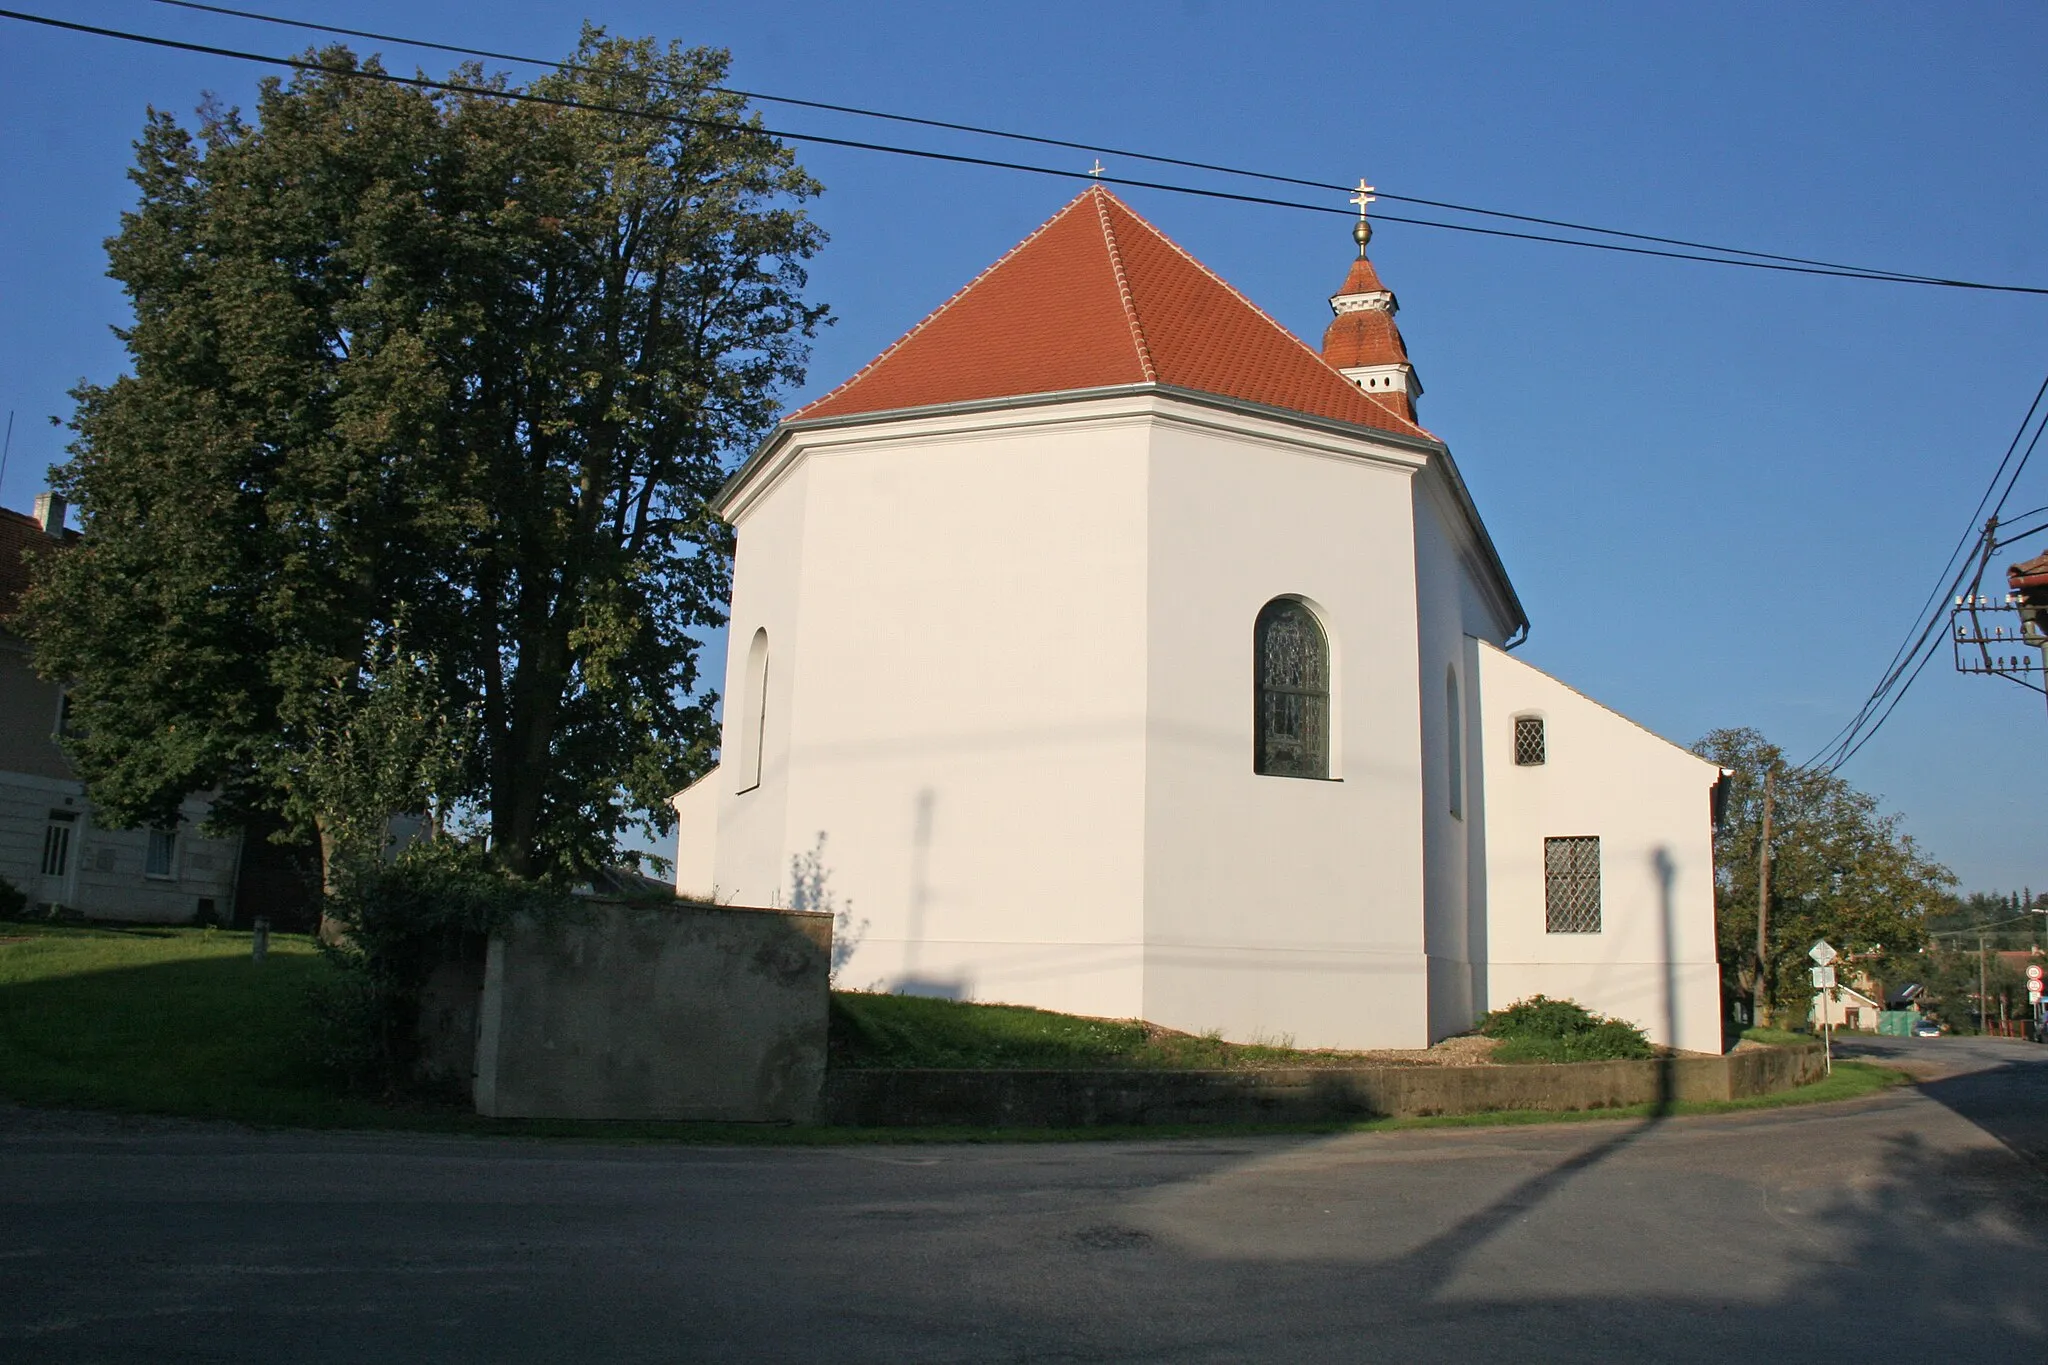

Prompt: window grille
[
  {"left": 1514, "top": 715, "right": 1546, "bottom": 766},
  {"left": 1255, "top": 599, "right": 1329, "bottom": 778},
  {"left": 1544, "top": 836, "right": 1602, "bottom": 933},
  {"left": 146, "top": 829, "right": 176, "bottom": 879}
]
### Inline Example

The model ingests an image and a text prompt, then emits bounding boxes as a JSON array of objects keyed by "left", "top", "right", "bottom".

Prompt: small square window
[
  {"left": 1514, "top": 716, "right": 1546, "bottom": 766},
  {"left": 146, "top": 828, "right": 176, "bottom": 880}
]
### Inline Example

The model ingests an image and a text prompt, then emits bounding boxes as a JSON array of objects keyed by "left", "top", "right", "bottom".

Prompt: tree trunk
[{"left": 314, "top": 811, "right": 347, "bottom": 946}]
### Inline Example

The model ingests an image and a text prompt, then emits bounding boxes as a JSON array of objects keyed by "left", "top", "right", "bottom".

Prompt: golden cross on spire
[{"left": 1350, "top": 177, "right": 1376, "bottom": 255}]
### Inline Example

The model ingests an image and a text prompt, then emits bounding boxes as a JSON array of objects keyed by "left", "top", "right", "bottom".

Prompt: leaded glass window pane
[
  {"left": 1255, "top": 599, "right": 1329, "bottom": 779},
  {"left": 1514, "top": 716, "right": 1546, "bottom": 766},
  {"left": 1544, "top": 836, "right": 1602, "bottom": 933}
]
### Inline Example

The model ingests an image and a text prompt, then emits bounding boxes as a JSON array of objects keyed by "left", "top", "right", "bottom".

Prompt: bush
[
  {"left": 1478, "top": 995, "right": 1605, "bottom": 1041},
  {"left": 301, "top": 840, "right": 574, "bottom": 1090},
  {"left": 1477, "top": 995, "right": 1655, "bottom": 1063},
  {"left": 0, "top": 874, "right": 24, "bottom": 920}
]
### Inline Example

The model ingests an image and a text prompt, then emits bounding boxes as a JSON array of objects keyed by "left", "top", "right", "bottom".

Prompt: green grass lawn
[
  {"left": 1740, "top": 1026, "right": 1817, "bottom": 1047},
  {"left": 829, "top": 991, "right": 1395, "bottom": 1069},
  {"left": 0, "top": 921, "right": 400, "bottom": 1127},
  {"left": 0, "top": 922, "right": 1908, "bottom": 1142}
]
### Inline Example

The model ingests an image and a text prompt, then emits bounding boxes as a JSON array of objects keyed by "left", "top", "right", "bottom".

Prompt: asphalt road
[{"left": 3, "top": 1038, "right": 2044, "bottom": 1363}]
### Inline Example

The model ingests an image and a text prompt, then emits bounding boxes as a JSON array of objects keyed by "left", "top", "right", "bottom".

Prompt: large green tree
[
  {"left": 22, "top": 32, "right": 826, "bottom": 878},
  {"left": 1694, "top": 727, "right": 1950, "bottom": 1021}
]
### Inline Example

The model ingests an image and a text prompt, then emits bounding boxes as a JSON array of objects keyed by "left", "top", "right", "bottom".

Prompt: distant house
[
  {"left": 1811, "top": 983, "right": 1884, "bottom": 1031},
  {"left": 0, "top": 495, "right": 243, "bottom": 923}
]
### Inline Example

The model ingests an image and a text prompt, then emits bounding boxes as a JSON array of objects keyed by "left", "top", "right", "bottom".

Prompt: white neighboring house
[
  {"left": 672, "top": 187, "right": 1726, "bottom": 1053},
  {"left": 0, "top": 496, "right": 242, "bottom": 923},
  {"left": 1811, "top": 983, "right": 1884, "bottom": 1032}
]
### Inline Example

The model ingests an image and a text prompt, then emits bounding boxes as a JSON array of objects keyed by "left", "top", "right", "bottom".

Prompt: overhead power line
[
  {"left": 142, "top": 0, "right": 1974, "bottom": 289},
  {"left": 1803, "top": 372, "right": 2048, "bottom": 773},
  {"left": 8, "top": 6, "right": 2048, "bottom": 296}
]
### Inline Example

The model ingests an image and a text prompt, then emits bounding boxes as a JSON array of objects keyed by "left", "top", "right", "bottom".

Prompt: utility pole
[
  {"left": 1979, "top": 932, "right": 1989, "bottom": 1036},
  {"left": 1754, "top": 767, "right": 1775, "bottom": 1028}
]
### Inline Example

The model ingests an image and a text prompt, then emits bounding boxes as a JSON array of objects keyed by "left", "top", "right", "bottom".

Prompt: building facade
[
  {"left": 673, "top": 187, "right": 1725, "bottom": 1053},
  {"left": 0, "top": 497, "right": 242, "bottom": 923}
]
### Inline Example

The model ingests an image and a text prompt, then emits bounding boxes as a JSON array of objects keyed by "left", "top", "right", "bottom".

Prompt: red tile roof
[
  {"left": 1333, "top": 256, "right": 1390, "bottom": 298},
  {"left": 794, "top": 187, "right": 1431, "bottom": 440},
  {"left": 1320, "top": 307, "right": 1411, "bottom": 371},
  {"left": 0, "top": 507, "right": 70, "bottom": 621}
]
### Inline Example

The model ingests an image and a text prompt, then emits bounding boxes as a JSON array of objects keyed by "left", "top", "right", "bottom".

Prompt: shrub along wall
[{"left": 821, "top": 1045, "right": 1829, "bottom": 1128}]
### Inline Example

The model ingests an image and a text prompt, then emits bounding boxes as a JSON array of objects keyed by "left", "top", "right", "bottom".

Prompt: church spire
[{"left": 1321, "top": 178, "right": 1422, "bottom": 422}]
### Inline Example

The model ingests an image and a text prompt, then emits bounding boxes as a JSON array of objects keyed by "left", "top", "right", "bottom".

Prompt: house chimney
[{"left": 32, "top": 492, "right": 64, "bottom": 538}]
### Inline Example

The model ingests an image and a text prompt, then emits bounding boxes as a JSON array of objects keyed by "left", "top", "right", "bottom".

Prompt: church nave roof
[{"left": 792, "top": 186, "right": 1431, "bottom": 441}]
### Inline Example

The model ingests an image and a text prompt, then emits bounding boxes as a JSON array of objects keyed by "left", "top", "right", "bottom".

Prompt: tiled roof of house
[
  {"left": 2009, "top": 548, "right": 2048, "bottom": 589},
  {"left": 793, "top": 186, "right": 1431, "bottom": 440},
  {"left": 0, "top": 507, "right": 72, "bottom": 620}
]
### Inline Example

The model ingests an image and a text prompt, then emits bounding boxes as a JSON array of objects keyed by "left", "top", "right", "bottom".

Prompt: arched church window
[
  {"left": 738, "top": 627, "right": 769, "bottom": 793},
  {"left": 1254, "top": 599, "right": 1329, "bottom": 779},
  {"left": 1446, "top": 667, "right": 1464, "bottom": 819}
]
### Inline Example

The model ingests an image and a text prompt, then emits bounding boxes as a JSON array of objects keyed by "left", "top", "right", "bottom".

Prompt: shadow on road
[{"left": 1838, "top": 1037, "right": 2048, "bottom": 1171}]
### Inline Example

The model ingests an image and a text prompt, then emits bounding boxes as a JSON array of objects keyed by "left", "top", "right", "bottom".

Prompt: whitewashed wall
[
  {"left": 669, "top": 767, "right": 719, "bottom": 900},
  {"left": 1410, "top": 478, "right": 1519, "bottom": 1042},
  {"left": 1140, "top": 409, "right": 1434, "bottom": 1049},
  {"left": 711, "top": 397, "right": 1154, "bottom": 1017},
  {"left": 697, "top": 389, "right": 1714, "bottom": 1055},
  {"left": 1473, "top": 642, "right": 1725, "bottom": 1053}
]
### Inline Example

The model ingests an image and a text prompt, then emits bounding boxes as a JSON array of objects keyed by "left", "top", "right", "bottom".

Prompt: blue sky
[{"left": 3, "top": 1, "right": 2045, "bottom": 890}]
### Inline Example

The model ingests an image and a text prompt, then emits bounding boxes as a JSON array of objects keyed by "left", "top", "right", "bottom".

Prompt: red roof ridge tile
[
  {"left": 791, "top": 191, "right": 1108, "bottom": 422},
  {"left": 1094, "top": 191, "right": 1433, "bottom": 441},
  {"left": 1091, "top": 188, "right": 1157, "bottom": 383}
]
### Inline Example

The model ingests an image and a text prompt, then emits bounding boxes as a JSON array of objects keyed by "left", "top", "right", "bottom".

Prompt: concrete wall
[
  {"left": 474, "top": 899, "right": 831, "bottom": 1122},
  {"left": 1474, "top": 641, "right": 1724, "bottom": 1054},
  {"left": 1139, "top": 407, "right": 1433, "bottom": 1049},
  {"left": 823, "top": 1044, "right": 1827, "bottom": 1127}
]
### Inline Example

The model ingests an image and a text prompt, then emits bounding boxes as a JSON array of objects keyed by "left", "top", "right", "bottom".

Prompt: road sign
[
  {"left": 2028, "top": 964, "right": 2044, "bottom": 981},
  {"left": 1810, "top": 965, "right": 1837, "bottom": 989},
  {"left": 1810, "top": 940, "right": 1838, "bottom": 966}
]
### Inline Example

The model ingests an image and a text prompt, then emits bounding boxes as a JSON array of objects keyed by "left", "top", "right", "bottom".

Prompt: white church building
[{"left": 672, "top": 186, "right": 1726, "bottom": 1054}]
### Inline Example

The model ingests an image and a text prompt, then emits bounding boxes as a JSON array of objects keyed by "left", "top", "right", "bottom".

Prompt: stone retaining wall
[
  {"left": 822, "top": 1044, "right": 1828, "bottom": 1128},
  {"left": 473, "top": 899, "right": 832, "bottom": 1122}
]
